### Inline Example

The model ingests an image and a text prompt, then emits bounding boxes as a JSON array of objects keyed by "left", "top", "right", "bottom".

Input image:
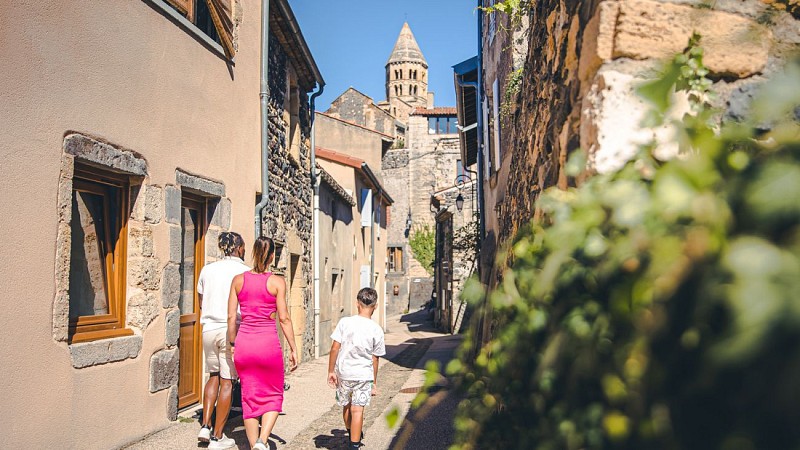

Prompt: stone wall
[
  {"left": 490, "top": 0, "right": 800, "bottom": 274},
  {"left": 326, "top": 88, "right": 399, "bottom": 137},
  {"left": 263, "top": 33, "right": 315, "bottom": 364}
]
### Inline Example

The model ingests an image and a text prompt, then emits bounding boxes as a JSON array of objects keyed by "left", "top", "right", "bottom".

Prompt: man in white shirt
[{"left": 196, "top": 232, "right": 250, "bottom": 449}]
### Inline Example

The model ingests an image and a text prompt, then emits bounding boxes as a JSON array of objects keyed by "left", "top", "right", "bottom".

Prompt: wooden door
[{"left": 178, "top": 195, "right": 207, "bottom": 409}]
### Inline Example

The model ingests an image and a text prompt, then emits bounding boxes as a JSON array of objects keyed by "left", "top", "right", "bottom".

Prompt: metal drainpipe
[
  {"left": 476, "top": 0, "right": 485, "bottom": 275},
  {"left": 254, "top": 0, "right": 271, "bottom": 240},
  {"left": 310, "top": 83, "right": 324, "bottom": 358}
]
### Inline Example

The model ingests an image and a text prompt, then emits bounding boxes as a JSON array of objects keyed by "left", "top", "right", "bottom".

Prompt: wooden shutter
[
  {"left": 205, "top": 0, "right": 235, "bottom": 57},
  {"left": 166, "top": 0, "right": 194, "bottom": 21},
  {"left": 360, "top": 188, "right": 373, "bottom": 228}
]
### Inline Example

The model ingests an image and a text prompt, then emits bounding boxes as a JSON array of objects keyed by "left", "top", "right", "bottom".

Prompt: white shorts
[
  {"left": 335, "top": 379, "right": 373, "bottom": 407},
  {"left": 202, "top": 328, "right": 237, "bottom": 379}
]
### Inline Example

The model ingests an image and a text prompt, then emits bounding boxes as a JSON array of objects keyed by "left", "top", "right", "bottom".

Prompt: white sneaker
[
  {"left": 208, "top": 433, "right": 236, "bottom": 449},
  {"left": 197, "top": 426, "right": 211, "bottom": 443},
  {"left": 253, "top": 439, "right": 268, "bottom": 450}
]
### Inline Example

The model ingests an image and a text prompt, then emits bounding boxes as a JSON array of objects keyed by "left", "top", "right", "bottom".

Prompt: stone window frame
[{"left": 55, "top": 133, "right": 149, "bottom": 368}]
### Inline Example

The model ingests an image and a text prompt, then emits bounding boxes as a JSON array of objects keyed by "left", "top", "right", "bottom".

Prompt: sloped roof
[
  {"left": 410, "top": 107, "right": 458, "bottom": 116},
  {"left": 387, "top": 22, "right": 427, "bottom": 66}
]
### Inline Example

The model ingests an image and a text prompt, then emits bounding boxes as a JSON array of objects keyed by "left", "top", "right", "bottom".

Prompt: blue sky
[{"left": 290, "top": 1, "right": 478, "bottom": 111}]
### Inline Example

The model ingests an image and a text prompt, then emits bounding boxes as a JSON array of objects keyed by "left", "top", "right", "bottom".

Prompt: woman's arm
[
  {"left": 272, "top": 275, "right": 298, "bottom": 371},
  {"left": 226, "top": 275, "right": 243, "bottom": 348}
]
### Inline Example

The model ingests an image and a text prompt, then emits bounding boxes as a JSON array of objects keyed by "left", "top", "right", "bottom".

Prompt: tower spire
[{"left": 387, "top": 22, "right": 427, "bottom": 66}]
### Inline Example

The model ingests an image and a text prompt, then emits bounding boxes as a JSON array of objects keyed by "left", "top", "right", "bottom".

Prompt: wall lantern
[{"left": 455, "top": 193, "right": 465, "bottom": 212}]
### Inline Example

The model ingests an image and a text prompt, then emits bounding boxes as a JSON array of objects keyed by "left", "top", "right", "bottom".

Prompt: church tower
[{"left": 385, "top": 23, "right": 429, "bottom": 113}]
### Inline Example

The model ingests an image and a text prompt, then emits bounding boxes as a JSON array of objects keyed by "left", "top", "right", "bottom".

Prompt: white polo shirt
[{"left": 197, "top": 256, "right": 250, "bottom": 333}]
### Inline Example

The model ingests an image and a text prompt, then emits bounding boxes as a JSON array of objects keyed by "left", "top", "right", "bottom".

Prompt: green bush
[
  {"left": 449, "top": 47, "right": 800, "bottom": 449},
  {"left": 410, "top": 224, "right": 436, "bottom": 276}
]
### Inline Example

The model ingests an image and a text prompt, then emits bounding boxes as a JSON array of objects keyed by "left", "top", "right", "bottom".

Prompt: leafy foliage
[
  {"left": 448, "top": 39, "right": 800, "bottom": 450},
  {"left": 479, "top": 0, "right": 531, "bottom": 29},
  {"left": 501, "top": 67, "right": 524, "bottom": 120},
  {"left": 409, "top": 224, "right": 436, "bottom": 276}
]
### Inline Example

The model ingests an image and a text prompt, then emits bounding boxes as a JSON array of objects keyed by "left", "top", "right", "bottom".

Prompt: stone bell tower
[{"left": 385, "top": 22, "right": 429, "bottom": 121}]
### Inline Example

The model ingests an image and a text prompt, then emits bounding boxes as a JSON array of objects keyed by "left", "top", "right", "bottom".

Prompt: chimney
[{"left": 427, "top": 91, "right": 435, "bottom": 109}]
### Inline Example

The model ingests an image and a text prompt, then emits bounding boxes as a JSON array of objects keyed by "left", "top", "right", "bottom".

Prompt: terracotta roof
[
  {"left": 316, "top": 147, "right": 365, "bottom": 170},
  {"left": 316, "top": 112, "right": 395, "bottom": 140},
  {"left": 316, "top": 147, "right": 394, "bottom": 205},
  {"left": 410, "top": 107, "right": 458, "bottom": 116},
  {"left": 387, "top": 22, "right": 427, "bottom": 65}
]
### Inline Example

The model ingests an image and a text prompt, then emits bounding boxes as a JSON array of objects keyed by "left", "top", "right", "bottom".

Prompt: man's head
[
  {"left": 356, "top": 287, "right": 378, "bottom": 313},
  {"left": 218, "top": 232, "right": 245, "bottom": 258}
]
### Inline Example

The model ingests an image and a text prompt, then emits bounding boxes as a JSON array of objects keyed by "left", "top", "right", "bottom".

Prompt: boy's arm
[
  {"left": 327, "top": 341, "right": 341, "bottom": 388},
  {"left": 372, "top": 354, "right": 380, "bottom": 396}
]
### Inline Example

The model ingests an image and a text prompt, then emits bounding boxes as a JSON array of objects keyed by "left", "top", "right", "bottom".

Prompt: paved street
[{"left": 123, "top": 310, "right": 462, "bottom": 450}]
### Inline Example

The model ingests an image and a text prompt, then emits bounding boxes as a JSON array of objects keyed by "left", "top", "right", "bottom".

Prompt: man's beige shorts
[{"left": 203, "top": 328, "right": 237, "bottom": 379}]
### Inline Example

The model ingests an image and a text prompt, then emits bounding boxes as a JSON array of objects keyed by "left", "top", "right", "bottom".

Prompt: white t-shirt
[
  {"left": 331, "top": 315, "right": 386, "bottom": 381},
  {"left": 197, "top": 256, "right": 250, "bottom": 333}
]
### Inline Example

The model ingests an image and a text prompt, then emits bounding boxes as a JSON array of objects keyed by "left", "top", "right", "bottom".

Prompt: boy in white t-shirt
[{"left": 327, "top": 287, "right": 386, "bottom": 450}]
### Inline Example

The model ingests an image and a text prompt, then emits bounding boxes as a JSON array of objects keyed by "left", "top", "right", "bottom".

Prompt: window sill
[
  {"left": 69, "top": 332, "right": 143, "bottom": 369},
  {"left": 70, "top": 327, "right": 134, "bottom": 344},
  {"left": 143, "top": 0, "right": 233, "bottom": 63}
]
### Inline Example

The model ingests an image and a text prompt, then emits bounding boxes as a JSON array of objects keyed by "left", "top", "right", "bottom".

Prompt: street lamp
[
  {"left": 405, "top": 210, "right": 412, "bottom": 230},
  {"left": 454, "top": 173, "right": 471, "bottom": 213}
]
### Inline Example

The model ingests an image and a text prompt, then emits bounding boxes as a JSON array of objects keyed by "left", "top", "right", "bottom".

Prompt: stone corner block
[
  {"left": 168, "top": 225, "right": 185, "bottom": 264},
  {"left": 176, "top": 169, "right": 225, "bottom": 197},
  {"left": 167, "top": 385, "right": 179, "bottom": 421},
  {"left": 165, "top": 308, "right": 181, "bottom": 347},
  {"left": 128, "top": 290, "right": 159, "bottom": 330},
  {"left": 612, "top": 0, "right": 771, "bottom": 78},
  {"left": 149, "top": 348, "right": 179, "bottom": 393},
  {"left": 63, "top": 133, "right": 148, "bottom": 176},
  {"left": 129, "top": 257, "right": 161, "bottom": 291},
  {"left": 70, "top": 334, "right": 143, "bottom": 369},
  {"left": 164, "top": 185, "right": 182, "bottom": 225},
  {"left": 210, "top": 197, "right": 232, "bottom": 229},
  {"left": 162, "top": 263, "right": 181, "bottom": 309}
]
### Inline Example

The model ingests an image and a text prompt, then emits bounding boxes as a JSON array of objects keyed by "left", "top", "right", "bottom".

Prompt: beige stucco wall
[
  {"left": 316, "top": 114, "right": 387, "bottom": 170},
  {"left": 0, "top": 0, "right": 263, "bottom": 447},
  {"left": 317, "top": 159, "right": 388, "bottom": 331},
  {"left": 317, "top": 182, "right": 355, "bottom": 353}
]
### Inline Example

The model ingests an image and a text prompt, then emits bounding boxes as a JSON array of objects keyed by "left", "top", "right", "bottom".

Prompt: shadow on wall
[{"left": 409, "top": 277, "right": 433, "bottom": 310}]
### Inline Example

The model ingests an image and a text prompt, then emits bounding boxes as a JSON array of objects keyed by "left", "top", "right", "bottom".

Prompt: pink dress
[{"left": 234, "top": 272, "right": 284, "bottom": 419}]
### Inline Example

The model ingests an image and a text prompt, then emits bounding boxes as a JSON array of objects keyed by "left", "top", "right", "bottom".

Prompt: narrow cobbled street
[{"left": 124, "top": 310, "right": 461, "bottom": 450}]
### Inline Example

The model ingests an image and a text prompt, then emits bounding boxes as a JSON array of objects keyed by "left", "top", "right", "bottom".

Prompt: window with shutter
[
  {"left": 163, "top": 0, "right": 236, "bottom": 58},
  {"left": 360, "top": 188, "right": 373, "bottom": 228}
]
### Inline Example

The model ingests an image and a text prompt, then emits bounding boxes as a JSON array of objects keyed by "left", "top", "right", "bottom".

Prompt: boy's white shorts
[{"left": 336, "top": 379, "right": 373, "bottom": 407}]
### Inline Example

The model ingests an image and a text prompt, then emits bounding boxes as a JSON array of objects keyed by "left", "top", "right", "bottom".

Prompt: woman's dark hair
[
  {"left": 357, "top": 287, "right": 378, "bottom": 306},
  {"left": 252, "top": 236, "right": 275, "bottom": 273},
  {"left": 218, "top": 232, "right": 244, "bottom": 256}
]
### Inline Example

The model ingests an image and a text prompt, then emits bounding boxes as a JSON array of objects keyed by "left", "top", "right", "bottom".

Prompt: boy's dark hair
[{"left": 357, "top": 287, "right": 378, "bottom": 306}]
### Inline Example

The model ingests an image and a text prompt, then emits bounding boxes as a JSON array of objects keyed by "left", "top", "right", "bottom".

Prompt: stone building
[
  {"left": 378, "top": 22, "right": 434, "bottom": 124},
  {"left": 460, "top": 0, "right": 800, "bottom": 343},
  {"left": 326, "top": 87, "right": 406, "bottom": 141},
  {"left": 319, "top": 22, "right": 479, "bottom": 325},
  {"left": 0, "top": 0, "right": 322, "bottom": 447}
]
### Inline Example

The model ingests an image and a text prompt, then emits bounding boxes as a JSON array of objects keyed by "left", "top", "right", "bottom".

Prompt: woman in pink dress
[{"left": 227, "top": 236, "right": 298, "bottom": 450}]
